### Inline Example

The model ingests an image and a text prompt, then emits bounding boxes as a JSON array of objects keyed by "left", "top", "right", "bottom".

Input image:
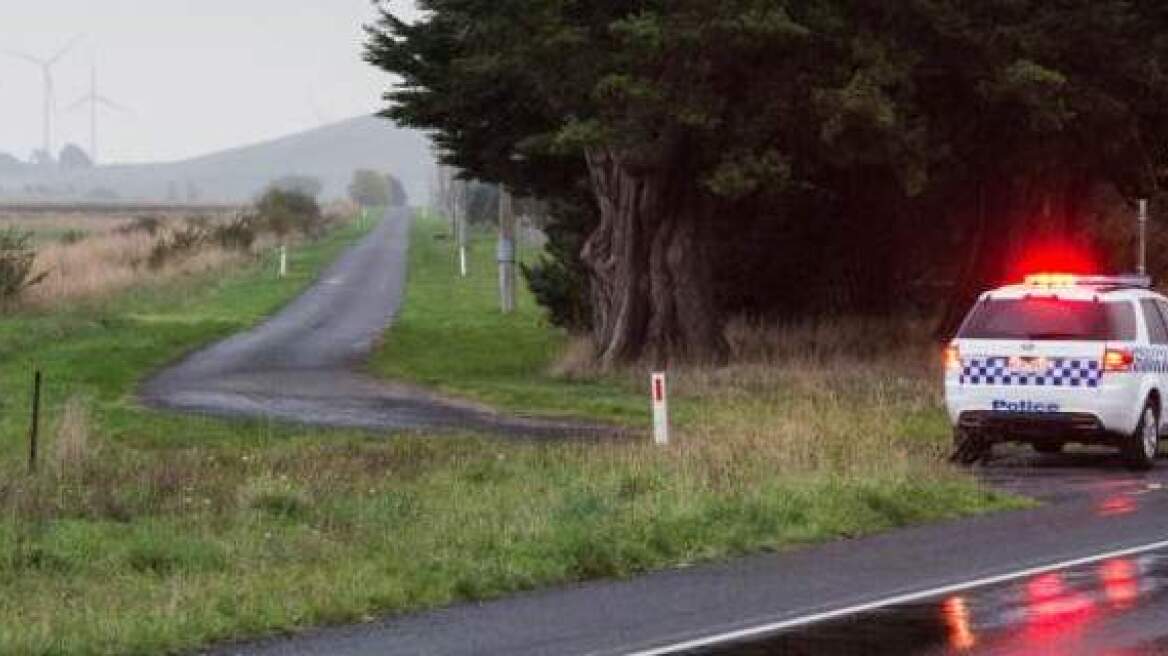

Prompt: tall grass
[
  {"left": 553, "top": 318, "right": 951, "bottom": 482},
  {"left": 3, "top": 201, "right": 356, "bottom": 311},
  {"left": 24, "top": 228, "right": 247, "bottom": 308}
]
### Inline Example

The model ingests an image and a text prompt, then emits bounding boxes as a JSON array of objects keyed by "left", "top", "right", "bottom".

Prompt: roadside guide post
[
  {"left": 279, "top": 245, "right": 288, "bottom": 279},
  {"left": 456, "top": 182, "right": 469, "bottom": 278},
  {"left": 651, "top": 372, "right": 669, "bottom": 446},
  {"left": 498, "top": 188, "right": 516, "bottom": 313}
]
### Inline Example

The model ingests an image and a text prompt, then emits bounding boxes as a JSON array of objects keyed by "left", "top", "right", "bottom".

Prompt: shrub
[
  {"left": 59, "top": 230, "right": 87, "bottom": 245},
  {"left": 0, "top": 228, "right": 47, "bottom": 300},
  {"left": 211, "top": 214, "right": 258, "bottom": 252},
  {"left": 117, "top": 216, "right": 163, "bottom": 237},
  {"left": 256, "top": 188, "right": 325, "bottom": 239},
  {"left": 522, "top": 255, "right": 592, "bottom": 330},
  {"left": 147, "top": 223, "right": 208, "bottom": 270},
  {"left": 520, "top": 197, "right": 596, "bottom": 331}
]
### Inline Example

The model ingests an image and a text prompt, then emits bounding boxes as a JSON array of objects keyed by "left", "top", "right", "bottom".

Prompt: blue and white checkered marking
[{"left": 960, "top": 357, "right": 1101, "bottom": 388}]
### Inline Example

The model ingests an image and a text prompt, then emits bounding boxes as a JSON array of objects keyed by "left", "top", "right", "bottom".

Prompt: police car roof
[
  {"left": 988, "top": 282, "right": 1158, "bottom": 301},
  {"left": 990, "top": 283, "right": 1144, "bottom": 298}
]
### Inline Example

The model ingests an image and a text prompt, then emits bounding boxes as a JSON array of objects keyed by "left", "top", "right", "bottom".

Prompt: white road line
[{"left": 625, "top": 537, "right": 1168, "bottom": 655}]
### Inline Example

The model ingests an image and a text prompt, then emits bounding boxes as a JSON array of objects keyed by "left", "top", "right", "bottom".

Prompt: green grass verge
[
  {"left": 0, "top": 212, "right": 1024, "bottom": 655},
  {"left": 371, "top": 215, "right": 645, "bottom": 423},
  {"left": 0, "top": 219, "right": 373, "bottom": 457}
]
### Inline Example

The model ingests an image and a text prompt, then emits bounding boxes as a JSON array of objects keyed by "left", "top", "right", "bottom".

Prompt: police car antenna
[{"left": 1138, "top": 199, "right": 1149, "bottom": 278}]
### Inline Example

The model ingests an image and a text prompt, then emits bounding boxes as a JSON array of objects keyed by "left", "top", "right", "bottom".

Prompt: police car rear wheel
[{"left": 1122, "top": 401, "right": 1159, "bottom": 471}]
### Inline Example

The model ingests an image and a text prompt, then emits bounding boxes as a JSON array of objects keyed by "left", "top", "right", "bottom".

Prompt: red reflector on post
[{"left": 651, "top": 372, "right": 669, "bottom": 446}]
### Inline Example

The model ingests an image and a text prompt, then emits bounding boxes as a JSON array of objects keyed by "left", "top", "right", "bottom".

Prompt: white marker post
[
  {"left": 651, "top": 372, "right": 669, "bottom": 446},
  {"left": 279, "top": 245, "right": 288, "bottom": 279}
]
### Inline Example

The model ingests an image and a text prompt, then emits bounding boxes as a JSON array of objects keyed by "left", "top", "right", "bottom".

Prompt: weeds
[
  {"left": 25, "top": 226, "right": 243, "bottom": 307},
  {"left": 116, "top": 215, "right": 163, "bottom": 237},
  {"left": 50, "top": 397, "right": 97, "bottom": 477},
  {"left": 0, "top": 228, "right": 47, "bottom": 301},
  {"left": 59, "top": 230, "right": 87, "bottom": 245}
]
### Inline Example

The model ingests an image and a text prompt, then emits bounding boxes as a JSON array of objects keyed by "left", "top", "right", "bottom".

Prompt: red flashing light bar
[{"left": 1024, "top": 273, "right": 1152, "bottom": 288}]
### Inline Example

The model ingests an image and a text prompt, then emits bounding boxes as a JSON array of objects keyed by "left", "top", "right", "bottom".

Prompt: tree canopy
[
  {"left": 270, "top": 175, "right": 324, "bottom": 198},
  {"left": 368, "top": 0, "right": 1168, "bottom": 364},
  {"left": 349, "top": 169, "right": 408, "bottom": 207}
]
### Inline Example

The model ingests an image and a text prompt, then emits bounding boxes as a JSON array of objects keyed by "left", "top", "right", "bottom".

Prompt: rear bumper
[
  {"left": 945, "top": 376, "right": 1143, "bottom": 436},
  {"left": 957, "top": 411, "right": 1110, "bottom": 443}
]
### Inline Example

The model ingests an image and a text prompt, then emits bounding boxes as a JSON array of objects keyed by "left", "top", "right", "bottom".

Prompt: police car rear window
[{"left": 958, "top": 298, "right": 1136, "bottom": 341}]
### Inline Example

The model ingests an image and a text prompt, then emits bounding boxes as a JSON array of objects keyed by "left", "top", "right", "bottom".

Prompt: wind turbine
[
  {"left": 1, "top": 34, "right": 85, "bottom": 159},
  {"left": 69, "top": 64, "right": 131, "bottom": 165}
]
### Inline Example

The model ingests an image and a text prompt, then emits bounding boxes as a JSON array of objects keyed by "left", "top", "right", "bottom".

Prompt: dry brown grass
[
  {"left": 50, "top": 396, "right": 99, "bottom": 477},
  {"left": 0, "top": 213, "right": 118, "bottom": 237},
  {"left": 554, "top": 317, "right": 951, "bottom": 482},
  {"left": 20, "top": 224, "right": 248, "bottom": 308}
]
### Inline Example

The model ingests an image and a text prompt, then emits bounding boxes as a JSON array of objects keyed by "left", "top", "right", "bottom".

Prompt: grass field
[
  {"left": 0, "top": 212, "right": 1023, "bottom": 655},
  {"left": 371, "top": 219, "right": 644, "bottom": 423}
]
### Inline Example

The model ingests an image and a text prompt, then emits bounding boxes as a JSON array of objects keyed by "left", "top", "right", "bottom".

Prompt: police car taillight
[
  {"left": 1103, "top": 348, "right": 1134, "bottom": 372},
  {"left": 944, "top": 344, "right": 961, "bottom": 372}
]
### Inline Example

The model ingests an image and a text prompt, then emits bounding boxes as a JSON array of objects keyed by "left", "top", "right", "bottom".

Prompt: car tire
[
  {"left": 1032, "top": 442, "right": 1065, "bottom": 455},
  {"left": 1122, "top": 399, "right": 1160, "bottom": 471},
  {"left": 951, "top": 427, "right": 991, "bottom": 465}
]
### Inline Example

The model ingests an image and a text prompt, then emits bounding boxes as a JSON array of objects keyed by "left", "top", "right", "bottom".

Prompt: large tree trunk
[{"left": 580, "top": 148, "right": 726, "bottom": 367}]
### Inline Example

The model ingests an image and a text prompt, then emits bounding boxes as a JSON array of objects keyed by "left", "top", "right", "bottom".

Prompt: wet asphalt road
[
  {"left": 694, "top": 449, "right": 1168, "bottom": 656},
  {"left": 142, "top": 207, "right": 610, "bottom": 439},
  {"left": 205, "top": 449, "right": 1168, "bottom": 656}
]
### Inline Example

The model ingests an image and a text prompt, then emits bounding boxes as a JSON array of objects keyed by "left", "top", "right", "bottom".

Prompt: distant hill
[{"left": 0, "top": 115, "right": 434, "bottom": 205}]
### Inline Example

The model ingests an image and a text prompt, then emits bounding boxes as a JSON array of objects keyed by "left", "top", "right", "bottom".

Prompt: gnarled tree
[
  {"left": 367, "top": 0, "right": 1168, "bottom": 362},
  {"left": 366, "top": 1, "right": 837, "bottom": 365}
]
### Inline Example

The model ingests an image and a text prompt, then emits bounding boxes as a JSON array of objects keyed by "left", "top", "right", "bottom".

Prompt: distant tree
[
  {"left": 256, "top": 188, "right": 324, "bottom": 239},
  {"left": 271, "top": 175, "right": 324, "bottom": 198},
  {"left": 0, "top": 152, "right": 27, "bottom": 174},
  {"left": 348, "top": 169, "right": 391, "bottom": 207},
  {"left": 386, "top": 174, "right": 408, "bottom": 207},
  {"left": 58, "top": 144, "right": 94, "bottom": 171},
  {"left": 30, "top": 150, "right": 54, "bottom": 168}
]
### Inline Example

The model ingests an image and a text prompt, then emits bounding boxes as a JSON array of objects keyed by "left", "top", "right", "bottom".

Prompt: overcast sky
[{"left": 0, "top": 0, "right": 421, "bottom": 165}]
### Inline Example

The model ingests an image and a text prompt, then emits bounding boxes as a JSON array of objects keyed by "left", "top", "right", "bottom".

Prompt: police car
[{"left": 945, "top": 273, "right": 1168, "bottom": 469}]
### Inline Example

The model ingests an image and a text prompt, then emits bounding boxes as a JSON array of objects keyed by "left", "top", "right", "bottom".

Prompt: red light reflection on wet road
[
  {"left": 942, "top": 596, "right": 977, "bottom": 651},
  {"left": 1023, "top": 572, "right": 1096, "bottom": 644},
  {"left": 1097, "top": 495, "right": 1138, "bottom": 517},
  {"left": 1101, "top": 559, "right": 1140, "bottom": 609}
]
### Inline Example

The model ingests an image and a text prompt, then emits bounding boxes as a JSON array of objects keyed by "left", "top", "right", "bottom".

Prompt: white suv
[{"left": 945, "top": 274, "right": 1168, "bottom": 470}]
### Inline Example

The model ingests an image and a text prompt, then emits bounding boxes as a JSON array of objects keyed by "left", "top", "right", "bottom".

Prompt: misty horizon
[{"left": 0, "top": 0, "right": 421, "bottom": 166}]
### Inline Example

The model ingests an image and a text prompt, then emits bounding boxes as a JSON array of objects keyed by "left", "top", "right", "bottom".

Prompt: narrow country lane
[{"left": 141, "top": 207, "right": 611, "bottom": 439}]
